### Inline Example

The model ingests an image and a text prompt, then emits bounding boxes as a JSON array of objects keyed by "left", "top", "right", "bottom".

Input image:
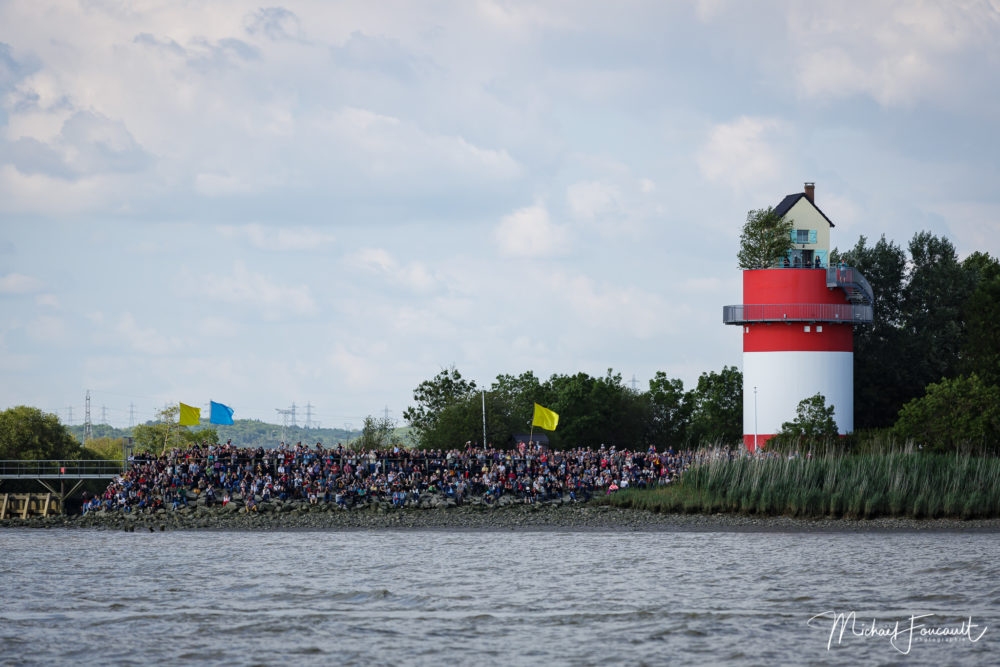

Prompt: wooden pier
[
  {"left": 0, "top": 493, "right": 62, "bottom": 519},
  {"left": 0, "top": 460, "right": 123, "bottom": 517}
]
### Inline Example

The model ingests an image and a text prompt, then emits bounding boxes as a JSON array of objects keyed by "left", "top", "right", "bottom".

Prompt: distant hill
[{"left": 67, "top": 419, "right": 364, "bottom": 450}]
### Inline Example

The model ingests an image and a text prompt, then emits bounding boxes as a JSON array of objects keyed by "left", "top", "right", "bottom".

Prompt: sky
[{"left": 2, "top": 0, "right": 1000, "bottom": 431}]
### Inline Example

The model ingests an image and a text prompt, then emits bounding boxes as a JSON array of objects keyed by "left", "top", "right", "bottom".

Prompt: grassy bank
[{"left": 599, "top": 450, "right": 1000, "bottom": 519}]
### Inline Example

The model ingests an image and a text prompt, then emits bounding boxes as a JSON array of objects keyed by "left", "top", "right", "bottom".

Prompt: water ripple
[{"left": 0, "top": 529, "right": 997, "bottom": 665}]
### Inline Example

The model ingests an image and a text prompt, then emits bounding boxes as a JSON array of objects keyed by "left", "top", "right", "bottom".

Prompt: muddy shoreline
[{"left": 4, "top": 501, "right": 1000, "bottom": 532}]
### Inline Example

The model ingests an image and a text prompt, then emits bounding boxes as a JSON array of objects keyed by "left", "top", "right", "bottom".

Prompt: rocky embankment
[{"left": 4, "top": 493, "right": 1000, "bottom": 532}]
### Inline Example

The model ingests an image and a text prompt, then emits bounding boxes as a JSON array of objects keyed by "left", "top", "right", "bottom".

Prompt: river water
[{"left": 0, "top": 528, "right": 996, "bottom": 665}]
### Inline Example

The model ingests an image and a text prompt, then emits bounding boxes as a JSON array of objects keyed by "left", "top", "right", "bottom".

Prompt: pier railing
[{"left": 0, "top": 459, "right": 125, "bottom": 479}]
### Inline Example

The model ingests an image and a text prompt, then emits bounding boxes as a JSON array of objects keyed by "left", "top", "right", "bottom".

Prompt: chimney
[{"left": 804, "top": 182, "right": 815, "bottom": 203}]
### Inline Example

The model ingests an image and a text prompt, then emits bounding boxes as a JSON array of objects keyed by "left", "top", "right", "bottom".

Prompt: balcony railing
[
  {"left": 0, "top": 459, "right": 125, "bottom": 479},
  {"left": 827, "top": 265, "right": 874, "bottom": 306},
  {"left": 723, "top": 303, "right": 873, "bottom": 325}
]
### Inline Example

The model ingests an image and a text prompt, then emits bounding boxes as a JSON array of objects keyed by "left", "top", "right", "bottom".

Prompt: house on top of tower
[{"left": 773, "top": 182, "right": 834, "bottom": 269}]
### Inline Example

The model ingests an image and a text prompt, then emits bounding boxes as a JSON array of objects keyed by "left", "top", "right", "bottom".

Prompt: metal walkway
[
  {"left": 0, "top": 459, "right": 124, "bottom": 479},
  {"left": 827, "top": 265, "right": 874, "bottom": 306},
  {"left": 0, "top": 460, "right": 125, "bottom": 513}
]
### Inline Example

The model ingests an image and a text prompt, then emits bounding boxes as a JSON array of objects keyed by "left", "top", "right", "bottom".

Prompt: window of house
[{"left": 796, "top": 229, "right": 810, "bottom": 244}]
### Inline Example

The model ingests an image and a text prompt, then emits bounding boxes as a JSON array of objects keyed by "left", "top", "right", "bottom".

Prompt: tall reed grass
[{"left": 601, "top": 447, "right": 1000, "bottom": 519}]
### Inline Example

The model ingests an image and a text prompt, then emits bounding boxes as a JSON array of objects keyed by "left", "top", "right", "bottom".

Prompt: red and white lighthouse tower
[{"left": 724, "top": 183, "right": 873, "bottom": 451}]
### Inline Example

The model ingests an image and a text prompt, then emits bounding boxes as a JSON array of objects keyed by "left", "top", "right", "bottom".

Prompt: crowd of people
[{"left": 83, "top": 440, "right": 713, "bottom": 514}]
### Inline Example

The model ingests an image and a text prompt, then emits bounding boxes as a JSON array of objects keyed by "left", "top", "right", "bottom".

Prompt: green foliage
[
  {"left": 489, "top": 371, "right": 543, "bottom": 435},
  {"left": 687, "top": 366, "right": 742, "bottom": 446},
  {"left": 357, "top": 415, "right": 399, "bottom": 450},
  {"left": 0, "top": 406, "right": 81, "bottom": 460},
  {"left": 960, "top": 253, "right": 1000, "bottom": 387},
  {"left": 779, "top": 393, "right": 838, "bottom": 442},
  {"left": 600, "top": 447, "right": 1000, "bottom": 519},
  {"left": 546, "top": 369, "right": 647, "bottom": 448},
  {"left": 131, "top": 406, "right": 218, "bottom": 455},
  {"left": 82, "top": 436, "right": 125, "bottom": 460},
  {"left": 901, "top": 232, "right": 976, "bottom": 390},
  {"left": 835, "top": 232, "right": 983, "bottom": 429},
  {"left": 647, "top": 372, "right": 692, "bottom": 447},
  {"left": 833, "top": 234, "right": 908, "bottom": 429},
  {"left": 893, "top": 374, "right": 1000, "bottom": 452},
  {"left": 401, "top": 365, "right": 745, "bottom": 450},
  {"left": 737, "top": 207, "right": 794, "bottom": 270},
  {"left": 402, "top": 366, "right": 477, "bottom": 447},
  {"left": 66, "top": 422, "right": 125, "bottom": 442}
]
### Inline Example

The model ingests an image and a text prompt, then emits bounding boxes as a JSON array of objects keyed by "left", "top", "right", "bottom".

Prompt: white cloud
[
  {"left": 116, "top": 313, "right": 183, "bottom": 355},
  {"left": 216, "top": 224, "right": 336, "bottom": 251},
  {"left": 494, "top": 203, "right": 570, "bottom": 258},
  {"left": 929, "top": 200, "right": 1000, "bottom": 258},
  {"left": 788, "top": 3, "right": 995, "bottom": 106},
  {"left": 567, "top": 181, "right": 620, "bottom": 220},
  {"left": 326, "top": 342, "right": 376, "bottom": 389},
  {"left": 314, "top": 106, "right": 522, "bottom": 184},
  {"left": 697, "top": 116, "right": 786, "bottom": 191},
  {"left": 0, "top": 273, "right": 44, "bottom": 293},
  {"left": 349, "top": 248, "right": 435, "bottom": 292},
  {"left": 24, "top": 315, "right": 68, "bottom": 344},
  {"left": 35, "top": 293, "right": 60, "bottom": 308},
  {"left": 543, "top": 271, "right": 678, "bottom": 339},
  {"left": 201, "top": 262, "right": 318, "bottom": 318},
  {"left": 3, "top": 111, "right": 148, "bottom": 179},
  {"left": 818, "top": 192, "right": 863, "bottom": 231},
  {"left": 195, "top": 172, "right": 251, "bottom": 197}
]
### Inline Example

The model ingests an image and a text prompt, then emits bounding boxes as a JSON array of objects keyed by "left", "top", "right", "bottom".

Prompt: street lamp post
[{"left": 753, "top": 386, "right": 758, "bottom": 453}]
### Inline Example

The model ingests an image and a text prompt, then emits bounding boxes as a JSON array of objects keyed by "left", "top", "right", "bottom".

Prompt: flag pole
[{"left": 481, "top": 390, "right": 487, "bottom": 447}]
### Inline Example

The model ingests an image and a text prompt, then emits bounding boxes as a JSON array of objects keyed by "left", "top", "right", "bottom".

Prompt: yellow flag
[
  {"left": 179, "top": 402, "right": 201, "bottom": 426},
  {"left": 532, "top": 403, "right": 559, "bottom": 430}
]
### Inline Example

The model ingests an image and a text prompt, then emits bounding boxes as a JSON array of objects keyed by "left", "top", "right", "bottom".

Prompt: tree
[
  {"left": 779, "top": 393, "right": 838, "bottom": 441},
  {"left": 0, "top": 406, "right": 80, "bottom": 460},
  {"left": 647, "top": 372, "right": 692, "bottom": 447},
  {"left": 960, "top": 253, "right": 1000, "bottom": 388},
  {"left": 833, "top": 234, "right": 908, "bottom": 429},
  {"left": 900, "top": 232, "right": 976, "bottom": 392},
  {"left": 403, "top": 367, "right": 478, "bottom": 448},
  {"left": 893, "top": 374, "right": 1000, "bottom": 452},
  {"left": 357, "top": 414, "right": 398, "bottom": 450},
  {"left": 687, "top": 366, "right": 742, "bottom": 446},
  {"left": 835, "top": 232, "right": 979, "bottom": 430},
  {"left": 544, "top": 369, "right": 648, "bottom": 448},
  {"left": 737, "top": 207, "right": 794, "bottom": 270},
  {"left": 489, "top": 371, "right": 545, "bottom": 439},
  {"left": 83, "top": 436, "right": 126, "bottom": 460},
  {"left": 131, "top": 406, "right": 217, "bottom": 455}
]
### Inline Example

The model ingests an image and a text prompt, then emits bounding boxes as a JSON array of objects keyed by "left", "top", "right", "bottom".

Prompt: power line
[{"left": 84, "top": 390, "right": 92, "bottom": 442}]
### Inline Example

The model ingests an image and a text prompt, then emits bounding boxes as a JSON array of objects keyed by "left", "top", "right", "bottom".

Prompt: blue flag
[{"left": 209, "top": 401, "right": 235, "bottom": 425}]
